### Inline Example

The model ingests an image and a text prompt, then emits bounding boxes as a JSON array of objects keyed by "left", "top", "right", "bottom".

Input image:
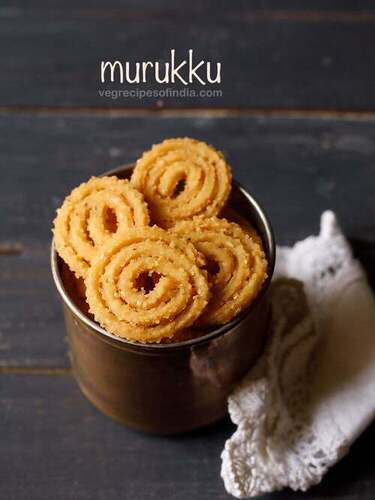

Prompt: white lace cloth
[{"left": 221, "top": 211, "right": 375, "bottom": 497}]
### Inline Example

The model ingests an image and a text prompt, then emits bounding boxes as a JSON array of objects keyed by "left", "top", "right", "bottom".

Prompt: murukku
[
  {"left": 131, "top": 138, "right": 232, "bottom": 227},
  {"left": 172, "top": 217, "right": 267, "bottom": 325},
  {"left": 85, "top": 226, "right": 210, "bottom": 343},
  {"left": 220, "top": 206, "right": 263, "bottom": 246},
  {"left": 53, "top": 176, "right": 149, "bottom": 279}
]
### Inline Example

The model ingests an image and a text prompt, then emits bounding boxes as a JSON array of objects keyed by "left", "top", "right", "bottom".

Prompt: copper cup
[{"left": 51, "top": 165, "right": 275, "bottom": 434}]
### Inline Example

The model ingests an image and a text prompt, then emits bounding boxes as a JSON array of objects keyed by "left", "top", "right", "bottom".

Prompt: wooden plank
[
  {"left": 0, "top": 374, "right": 374, "bottom": 500},
  {"left": 2, "top": 2, "right": 375, "bottom": 109},
  {"left": 1, "top": 113, "right": 374, "bottom": 368}
]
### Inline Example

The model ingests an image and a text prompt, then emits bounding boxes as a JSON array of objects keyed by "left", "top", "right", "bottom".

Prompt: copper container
[{"left": 51, "top": 165, "right": 275, "bottom": 434}]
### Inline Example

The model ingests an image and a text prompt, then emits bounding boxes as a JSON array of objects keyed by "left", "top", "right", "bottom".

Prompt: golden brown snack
[
  {"left": 172, "top": 217, "right": 267, "bottom": 325},
  {"left": 85, "top": 226, "right": 210, "bottom": 343},
  {"left": 53, "top": 176, "right": 149, "bottom": 278},
  {"left": 131, "top": 138, "right": 232, "bottom": 227},
  {"left": 220, "top": 206, "right": 263, "bottom": 246}
]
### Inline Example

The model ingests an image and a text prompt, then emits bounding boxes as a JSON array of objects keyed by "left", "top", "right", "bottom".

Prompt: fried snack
[
  {"left": 220, "top": 206, "right": 263, "bottom": 246},
  {"left": 85, "top": 226, "right": 210, "bottom": 343},
  {"left": 131, "top": 138, "right": 232, "bottom": 227},
  {"left": 172, "top": 217, "right": 267, "bottom": 325},
  {"left": 53, "top": 176, "right": 149, "bottom": 279}
]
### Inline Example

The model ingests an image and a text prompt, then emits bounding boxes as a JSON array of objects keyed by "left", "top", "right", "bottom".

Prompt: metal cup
[{"left": 51, "top": 165, "right": 275, "bottom": 434}]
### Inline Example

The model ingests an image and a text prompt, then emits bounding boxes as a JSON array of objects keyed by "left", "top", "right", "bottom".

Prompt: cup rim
[{"left": 51, "top": 165, "right": 275, "bottom": 352}]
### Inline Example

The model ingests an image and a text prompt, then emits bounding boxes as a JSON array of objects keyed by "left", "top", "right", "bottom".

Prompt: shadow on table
[{"left": 350, "top": 237, "right": 375, "bottom": 291}]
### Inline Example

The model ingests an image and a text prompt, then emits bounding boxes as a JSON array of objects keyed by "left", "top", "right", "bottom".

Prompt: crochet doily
[{"left": 221, "top": 211, "right": 375, "bottom": 497}]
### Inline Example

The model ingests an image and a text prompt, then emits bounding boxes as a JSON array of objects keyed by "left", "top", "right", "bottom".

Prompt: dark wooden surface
[
  {"left": 0, "top": 375, "right": 374, "bottom": 500},
  {"left": 1, "top": 2, "right": 375, "bottom": 499},
  {"left": 2, "top": 1, "right": 375, "bottom": 109}
]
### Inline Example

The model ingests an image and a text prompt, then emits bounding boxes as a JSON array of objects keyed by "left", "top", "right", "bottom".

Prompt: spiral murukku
[
  {"left": 53, "top": 176, "right": 149, "bottom": 279},
  {"left": 131, "top": 138, "right": 232, "bottom": 227},
  {"left": 220, "top": 206, "right": 263, "bottom": 246},
  {"left": 85, "top": 226, "right": 210, "bottom": 343},
  {"left": 172, "top": 217, "right": 267, "bottom": 325}
]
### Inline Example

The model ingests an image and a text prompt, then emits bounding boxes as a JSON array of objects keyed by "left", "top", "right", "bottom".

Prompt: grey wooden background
[{"left": 0, "top": 2, "right": 374, "bottom": 499}]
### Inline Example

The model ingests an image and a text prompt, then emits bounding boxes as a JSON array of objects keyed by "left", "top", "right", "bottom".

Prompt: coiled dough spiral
[
  {"left": 131, "top": 138, "right": 232, "bottom": 227},
  {"left": 85, "top": 226, "right": 210, "bottom": 343},
  {"left": 173, "top": 217, "right": 267, "bottom": 325},
  {"left": 53, "top": 176, "right": 149, "bottom": 279}
]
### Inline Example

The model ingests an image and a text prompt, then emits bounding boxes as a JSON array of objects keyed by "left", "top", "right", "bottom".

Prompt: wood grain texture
[
  {"left": 0, "top": 374, "right": 373, "bottom": 500},
  {"left": 1, "top": 1, "right": 375, "bottom": 109},
  {"left": 1, "top": 113, "right": 374, "bottom": 368}
]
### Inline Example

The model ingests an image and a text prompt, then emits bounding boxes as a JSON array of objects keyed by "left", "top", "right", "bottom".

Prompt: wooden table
[{"left": 1, "top": 2, "right": 374, "bottom": 499}]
